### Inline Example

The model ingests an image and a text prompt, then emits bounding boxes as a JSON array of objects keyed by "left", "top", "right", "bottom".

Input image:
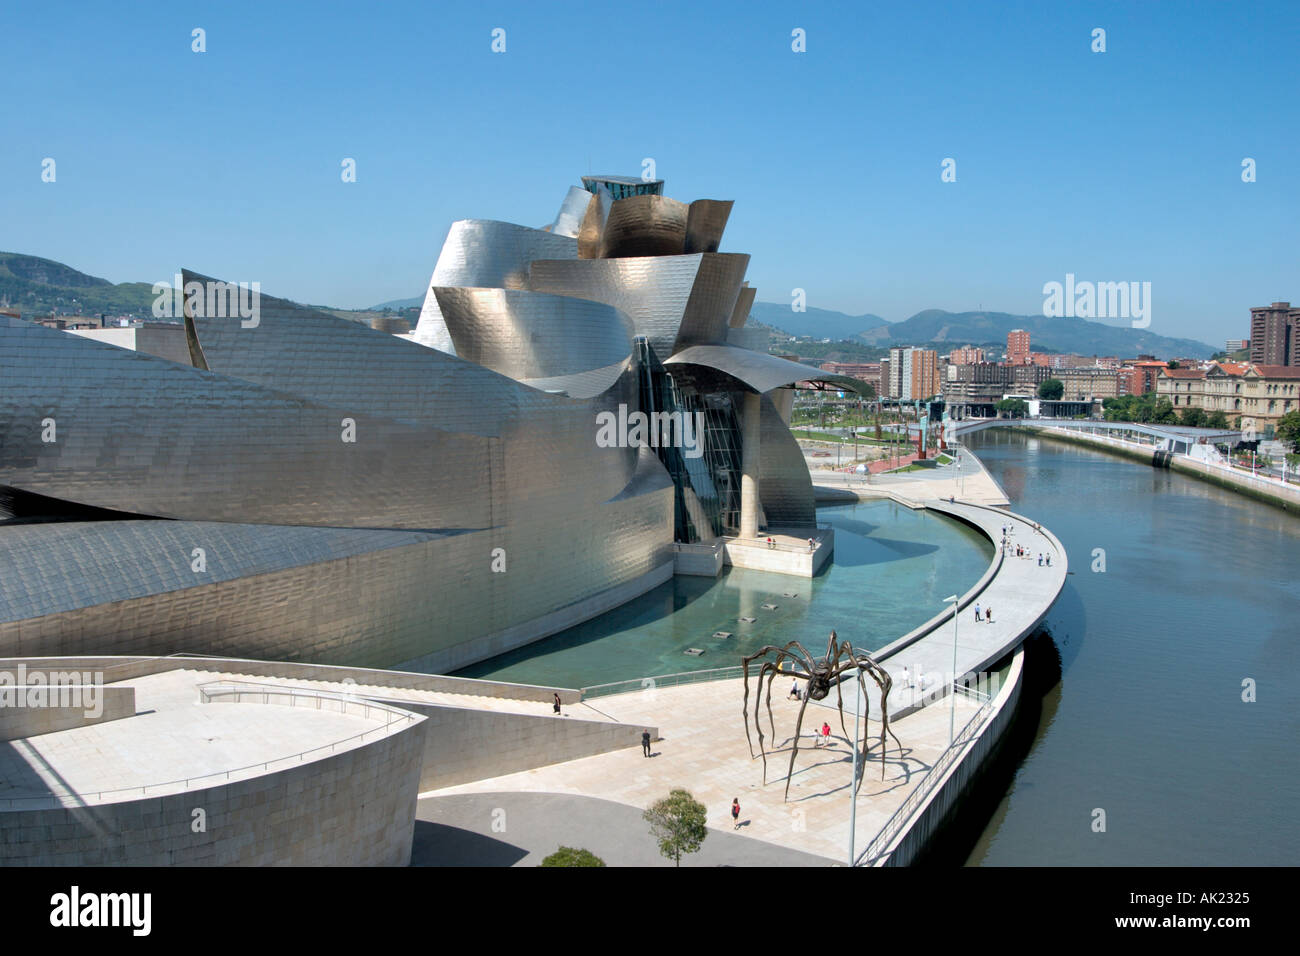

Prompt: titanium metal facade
[{"left": 0, "top": 174, "right": 858, "bottom": 671}]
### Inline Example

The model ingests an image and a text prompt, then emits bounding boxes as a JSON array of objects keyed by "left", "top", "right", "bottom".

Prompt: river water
[{"left": 961, "top": 429, "right": 1300, "bottom": 866}]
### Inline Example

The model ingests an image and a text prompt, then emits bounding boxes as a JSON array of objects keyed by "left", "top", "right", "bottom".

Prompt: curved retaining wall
[
  {"left": 0, "top": 706, "right": 429, "bottom": 866},
  {"left": 873, "top": 644, "right": 1025, "bottom": 866}
]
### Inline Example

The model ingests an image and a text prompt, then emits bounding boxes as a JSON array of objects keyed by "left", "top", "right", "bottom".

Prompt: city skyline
[{"left": 1, "top": 0, "right": 1295, "bottom": 346}]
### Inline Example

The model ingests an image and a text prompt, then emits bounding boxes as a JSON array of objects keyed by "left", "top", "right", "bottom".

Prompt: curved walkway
[{"left": 874, "top": 498, "right": 1067, "bottom": 717}]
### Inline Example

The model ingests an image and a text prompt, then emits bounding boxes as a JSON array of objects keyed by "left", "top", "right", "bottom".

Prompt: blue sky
[{"left": 2, "top": 0, "right": 1295, "bottom": 346}]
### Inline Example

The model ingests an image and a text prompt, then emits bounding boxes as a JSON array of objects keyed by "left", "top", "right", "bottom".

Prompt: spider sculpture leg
[
  {"left": 784, "top": 688, "right": 814, "bottom": 802},
  {"left": 742, "top": 642, "right": 807, "bottom": 760}
]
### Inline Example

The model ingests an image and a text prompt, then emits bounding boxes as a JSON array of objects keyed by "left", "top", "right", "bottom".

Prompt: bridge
[{"left": 947, "top": 418, "right": 1241, "bottom": 455}]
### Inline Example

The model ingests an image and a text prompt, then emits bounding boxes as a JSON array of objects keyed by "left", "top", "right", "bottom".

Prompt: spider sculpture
[{"left": 742, "top": 630, "right": 902, "bottom": 800}]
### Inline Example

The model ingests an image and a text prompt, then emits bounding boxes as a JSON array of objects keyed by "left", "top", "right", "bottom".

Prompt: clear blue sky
[{"left": 2, "top": 0, "right": 1295, "bottom": 346}]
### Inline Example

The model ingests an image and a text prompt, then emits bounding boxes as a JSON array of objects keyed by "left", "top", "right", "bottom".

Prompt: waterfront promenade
[{"left": 419, "top": 450, "right": 1067, "bottom": 864}]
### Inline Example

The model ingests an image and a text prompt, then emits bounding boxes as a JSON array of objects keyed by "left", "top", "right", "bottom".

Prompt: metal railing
[
  {"left": 858, "top": 686, "right": 996, "bottom": 865},
  {"left": 0, "top": 682, "right": 417, "bottom": 812},
  {"left": 581, "top": 665, "right": 750, "bottom": 700}
]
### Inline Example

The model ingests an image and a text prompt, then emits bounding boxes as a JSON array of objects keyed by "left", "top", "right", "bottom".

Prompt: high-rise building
[
  {"left": 1007, "top": 329, "right": 1031, "bottom": 365},
  {"left": 1248, "top": 302, "right": 1300, "bottom": 366},
  {"left": 1225, "top": 339, "right": 1249, "bottom": 353},
  {"left": 888, "top": 347, "right": 939, "bottom": 400},
  {"left": 948, "top": 345, "right": 985, "bottom": 365}
]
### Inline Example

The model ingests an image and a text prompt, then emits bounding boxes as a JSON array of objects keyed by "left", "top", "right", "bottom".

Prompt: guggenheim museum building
[{"left": 0, "top": 175, "right": 865, "bottom": 673}]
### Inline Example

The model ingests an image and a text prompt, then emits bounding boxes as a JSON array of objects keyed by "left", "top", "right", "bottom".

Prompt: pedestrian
[
  {"left": 641, "top": 729, "right": 652, "bottom": 757},
  {"left": 986, "top": 606, "right": 993, "bottom": 623},
  {"left": 900, "top": 664, "right": 911, "bottom": 688},
  {"left": 1046, "top": 554, "right": 1051, "bottom": 567},
  {"left": 788, "top": 679, "right": 800, "bottom": 700},
  {"left": 974, "top": 602, "right": 982, "bottom": 622},
  {"left": 553, "top": 692, "right": 561, "bottom": 715},
  {"left": 1038, "top": 554, "right": 1043, "bottom": 566},
  {"left": 822, "top": 721, "right": 832, "bottom": 748},
  {"left": 808, "top": 537, "right": 815, "bottom": 552},
  {"left": 731, "top": 798, "right": 741, "bottom": 829}
]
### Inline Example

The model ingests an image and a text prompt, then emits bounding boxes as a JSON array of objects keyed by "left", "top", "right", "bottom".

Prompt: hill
[
  {"left": 0, "top": 253, "right": 158, "bottom": 318},
  {"left": 749, "top": 300, "right": 889, "bottom": 340},
  {"left": 858, "top": 309, "right": 1217, "bottom": 359}
]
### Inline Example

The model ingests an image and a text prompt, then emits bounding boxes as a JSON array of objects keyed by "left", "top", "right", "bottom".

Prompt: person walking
[
  {"left": 1045, "top": 554, "right": 1051, "bottom": 567},
  {"left": 974, "top": 602, "right": 982, "bottom": 622},
  {"left": 986, "top": 606, "right": 993, "bottom": 624},
  {"left": 822, "top": 721, "right": 832, "bottom": 748},
  {"left": 731, "top": 798, "right": 741, "bottom": 829},
  {"left": 788, "top": 679, "right": 800, "bottom": 700},
  {"left": 553, "top": 692, "right": 561, "bottom": 715},
  {"left": 1038, "top": 554, "right": 1043, "bottom": 566},
  {"left": 641, "top": 729, "right": 652, "bottom": 757}
]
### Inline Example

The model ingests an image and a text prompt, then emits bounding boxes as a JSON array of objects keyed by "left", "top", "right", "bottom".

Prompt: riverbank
[{"left": 1024, "top": 424, "right": 1300, "bottom": 513}]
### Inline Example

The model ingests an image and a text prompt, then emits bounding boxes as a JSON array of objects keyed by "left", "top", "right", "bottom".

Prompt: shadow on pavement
[{"left": 409, "top": 820, "right": 529, "bottom": 867}]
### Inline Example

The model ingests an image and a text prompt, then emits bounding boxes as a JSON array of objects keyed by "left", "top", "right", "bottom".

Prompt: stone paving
[
  {"left": 813, "top": 451, "right": 1010, "bottom": 506},
  {"left": 425, "top": 677, "right": 983, "bottom": 865}
]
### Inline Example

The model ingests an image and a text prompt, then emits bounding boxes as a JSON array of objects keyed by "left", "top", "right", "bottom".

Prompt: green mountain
[
  {"left": 859, "top": 309, "right": 1217, "bottom": 359},
  {"left": 368, "top": 295, "right": 424, "bottom": 311},
  {"left": 750, "top": 300, "right": 889, "bottom": 340},
  {"left": 0, "top": 253, "right": 160, "bottom": 318}
]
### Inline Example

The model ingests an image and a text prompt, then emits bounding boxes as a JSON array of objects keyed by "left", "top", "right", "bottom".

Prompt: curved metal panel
[
  {"left": 684, "top": 199, "right": 733, "bottom": 254},
  {"left": 550, "top": 185, "right": 591, "bottom": 238},
  {"left": 528, "top": 255, "right": 704, "bottom": 358},
  {"left": 0, "top": 317, "right": 493, "bottom": 529},
  {"left": 577, "top": 184, "right": 613, "bottom": 259},
  {"left": 758, "top": 394, "right": 816, "bottom": 526},
  {"left": 598, "top": 195, "right": 689, "bottom": 258},
  {"left": 666, "top": 343, "right": 872, "bottom": 396},
  {"left": 729, "top": 284, "right": 756, "bottom": 328},
  {"left": 413, "top": 220, "right": 577, "bottom": 352},
  {"left": 676, "top": 253, "right": 750, "bottom": 348},
  {"left": 183, "top": 272, "right": 639, "bottom": 509},
  {"left": 432, "top": 287, "right": 632, "bottom": 380}
]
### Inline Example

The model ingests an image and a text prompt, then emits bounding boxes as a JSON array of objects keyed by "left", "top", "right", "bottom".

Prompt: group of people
[
  {"left": 1000, "top": 524, "right": 1051, "bottom": 566},
  {"left": 974, "top": 602, "right": 994, "bottom": 624}
]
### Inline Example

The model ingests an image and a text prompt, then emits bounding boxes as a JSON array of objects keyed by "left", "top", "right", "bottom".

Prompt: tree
[
  {"left": 1179, "top": 406, "right": 1207, "bottom": 428},
  {"left": 995, "top": 398, "right": 1028, "bottom": 418},
  {"left": 540, "top": 846, "right": 606, "bottom": 867},
  {"left": 1038, "top": 379, "right": 1064, "bottom": 400},
  {"left": 1276, "top": 410, "right": 1300, "bottom": 453},
  {"left": 643, "top": 789, "right": 708, "bottom": 867},
  {"left": 1206, "top": 410, "right": 1230, "bottom": 429},
  {"left": 1166, "top": 360, "right": 1181, "bottom": 370}
]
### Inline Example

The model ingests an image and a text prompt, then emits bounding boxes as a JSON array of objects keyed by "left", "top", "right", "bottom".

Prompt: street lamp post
[
  {"left": 943, "top": 593, "right": 960, "bottom": 745},
  {"left": 848, "top": 669, "right": 861, "bottom": 867}
]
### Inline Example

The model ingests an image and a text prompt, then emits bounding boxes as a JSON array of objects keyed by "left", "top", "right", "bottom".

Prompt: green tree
[
  {"left": 1179, "top": 406, "right": 1207, "bottom": 428},
  {"left": 643, "top": 789, "right": 708, "bottom": 867},
  {"left": 1276, "top": 410, "right": 1300, "bottom": 453},
  {"left": 1166, "top": 360, "right": 1181, "bottom": 370},
  {"left": 995, "top": 398, "right": 1028, "bottom": 418},
  {"left": 1206, "top": 410, "right": 1230, "bottom": 429},
  {"left": 1037, "top": 379, "right": 1064, "bottom": 400},
  {"left": 540, "top": 846, "right": 606, "bottom": 867}
]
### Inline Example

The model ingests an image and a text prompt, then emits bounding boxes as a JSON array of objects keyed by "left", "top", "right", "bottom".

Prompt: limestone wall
[{"left": 0, "top": 712, "right": 428, "bottom": 866}]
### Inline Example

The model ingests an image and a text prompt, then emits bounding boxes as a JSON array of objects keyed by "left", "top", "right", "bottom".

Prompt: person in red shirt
[
  {"left": 822, "top": 721, "right": 832, "bottom": 747},
  {"left": 731, "top": 798, "right": 741, "bottom": 829}
]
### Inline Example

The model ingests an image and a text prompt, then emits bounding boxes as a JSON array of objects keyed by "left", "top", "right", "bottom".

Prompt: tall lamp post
[
  {"left": 942, "top": 593, "right": 960, "bottom": 745},
  {"left": 848, "top": 665, "right": 861, "bottom": 867}
]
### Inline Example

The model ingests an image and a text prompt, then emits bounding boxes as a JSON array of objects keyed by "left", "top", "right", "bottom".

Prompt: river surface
[{"left": 962, "top": 429, "right": 1299, "bottom": 866}]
